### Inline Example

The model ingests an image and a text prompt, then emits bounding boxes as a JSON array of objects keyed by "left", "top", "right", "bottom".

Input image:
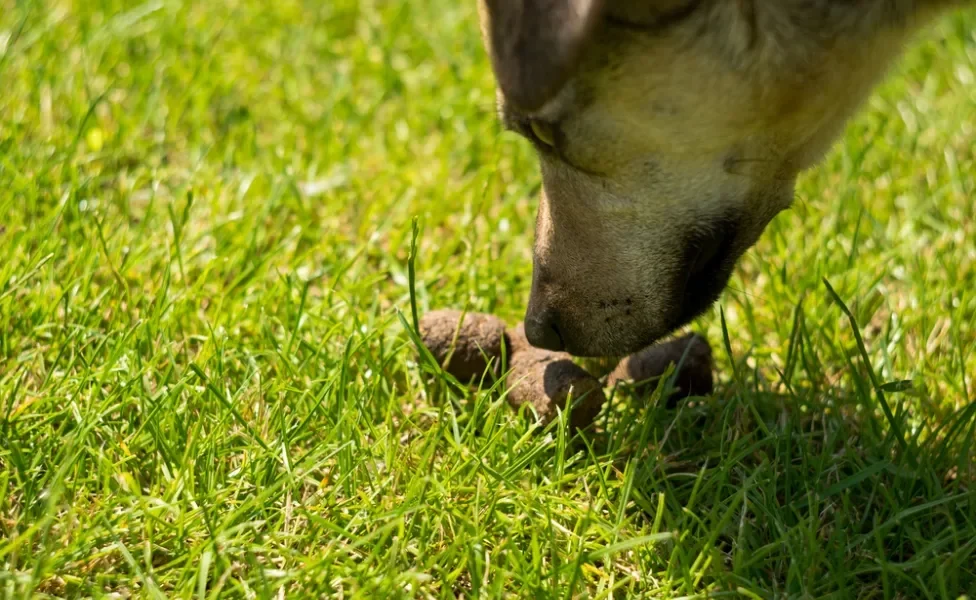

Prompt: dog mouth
[
  {"left": 677, "top": 221, "right": 740, "bottom": 324},
  {"left": 568, "top": 224, "right": 741, "bottom": 357},
  {"left": 529, "top": 220, "right": 744, "bottom": 358},
  {"left": 689, "top": 230, "right": 730, "bottom": 277}
]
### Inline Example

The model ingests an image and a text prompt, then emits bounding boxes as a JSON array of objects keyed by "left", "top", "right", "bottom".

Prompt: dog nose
[{"left": 523, "top": 308, "right": 565, "bottom": 351}]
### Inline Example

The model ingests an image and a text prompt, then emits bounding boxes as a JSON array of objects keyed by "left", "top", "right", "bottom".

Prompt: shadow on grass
[{"left": 570, "top": 380, "right": 976, "bottom": 593}]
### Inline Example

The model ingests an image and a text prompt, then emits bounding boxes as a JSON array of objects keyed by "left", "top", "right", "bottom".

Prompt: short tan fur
[{"left": 477, "top": 0, "right": 966, "bottom": 356}]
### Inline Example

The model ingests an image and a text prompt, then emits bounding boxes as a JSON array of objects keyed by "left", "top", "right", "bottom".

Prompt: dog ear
[{"left": 482, "top": 0, "right": 605, "bottom": 112}]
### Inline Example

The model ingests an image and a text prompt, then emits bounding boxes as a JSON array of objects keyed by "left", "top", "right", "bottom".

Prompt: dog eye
[{"left": 529, "top": 120, "right": 556, "bottom": 148}]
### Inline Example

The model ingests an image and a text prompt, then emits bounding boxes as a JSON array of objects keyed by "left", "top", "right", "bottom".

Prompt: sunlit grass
[{"left": 1, "top": 0, "right": 974, "bottom": 596}]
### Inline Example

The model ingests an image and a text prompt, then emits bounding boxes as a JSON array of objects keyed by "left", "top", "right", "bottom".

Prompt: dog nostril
[{"left": 524, "top": 310, "right": 565, "bottom": 352}]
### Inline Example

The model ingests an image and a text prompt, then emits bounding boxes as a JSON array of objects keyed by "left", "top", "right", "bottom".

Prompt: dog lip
[
  {"left": 677, "top": 252, "right": 737, "bottom": 327},
  {"left": 687, "top": 221, "right": 737, "bottom": 277},
  {"left": 674, "top": 221, "right": 741, "bottom": 325},
  {"left": 688, "top": 235, "right": 724, "bottom": 277}
]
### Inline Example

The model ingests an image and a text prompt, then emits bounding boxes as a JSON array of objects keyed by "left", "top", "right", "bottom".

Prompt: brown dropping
[
  {"left": 419, "top": 310, "right": 507, "bottom": 381},
  {"left": 503, "top": 322, "right": 533, "bottom": 355},
  {"left": 606, "top": 333, "right": 714, "bottom": 405},
  {"left": 504, "top": 325, "right": 606, "bottom": 430}
]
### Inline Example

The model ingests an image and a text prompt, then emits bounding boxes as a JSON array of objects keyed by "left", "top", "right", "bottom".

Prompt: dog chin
[
  {"left": 562, "top": 324, "right": 666, "bottom": 358},
  {"left": 565, "top": 286, "right": 730, "bottom": 358}
]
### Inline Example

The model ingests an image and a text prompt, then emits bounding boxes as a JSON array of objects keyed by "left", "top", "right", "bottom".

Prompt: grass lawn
[{"left": 2, "top": 0, "right": 975, "bottom": 597}]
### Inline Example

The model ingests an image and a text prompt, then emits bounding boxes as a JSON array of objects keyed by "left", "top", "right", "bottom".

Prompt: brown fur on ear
[{"left": 482, "top": 0, "right": 605, "bottom": 112}]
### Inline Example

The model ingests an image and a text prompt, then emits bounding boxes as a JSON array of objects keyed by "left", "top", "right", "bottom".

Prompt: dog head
[{"left": 478, "top": 0, "right": 915, "bottom": 356}]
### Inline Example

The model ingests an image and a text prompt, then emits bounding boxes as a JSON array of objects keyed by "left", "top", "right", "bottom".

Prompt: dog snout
[{"left": 523, "top": 304, "right": 566, "bottom": 351}]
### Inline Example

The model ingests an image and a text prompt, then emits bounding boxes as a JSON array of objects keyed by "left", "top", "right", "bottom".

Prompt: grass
[{"left": 1, "top": 0, "right": 975, "bottom": 597}]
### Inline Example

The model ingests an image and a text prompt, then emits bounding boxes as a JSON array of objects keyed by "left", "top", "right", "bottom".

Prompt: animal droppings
[
  {"left": 419, "top": 310, "right": 507, "bottom": 381},
  {"left": 606, "top": 332, "right": 714, "bottom": 405},
  {"left": 504, "top": 324, "right": 606, "bottom": 430}
]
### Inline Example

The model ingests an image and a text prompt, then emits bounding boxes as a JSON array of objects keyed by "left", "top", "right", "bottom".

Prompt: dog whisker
[{"left": 723, "top": 285, "right": 762, "bottom": 301}]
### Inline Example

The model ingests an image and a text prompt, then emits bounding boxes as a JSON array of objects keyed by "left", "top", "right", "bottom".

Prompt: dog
[{"left": 476, "top": 0, "right": 967, "bottom": 357}]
